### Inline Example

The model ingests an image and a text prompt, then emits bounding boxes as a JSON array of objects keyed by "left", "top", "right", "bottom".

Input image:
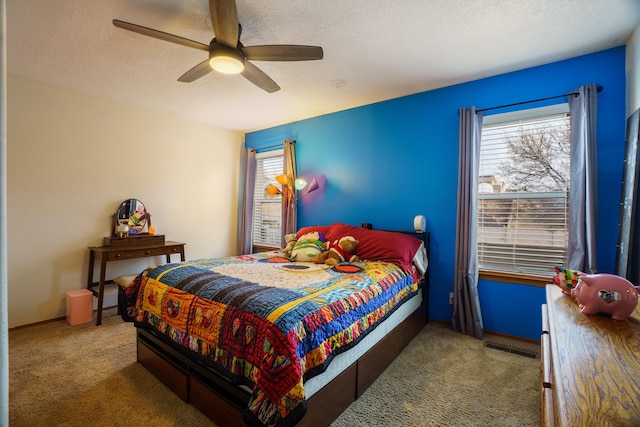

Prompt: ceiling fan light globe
[{"left": 209, "top": 50, "right": 245, "bottom": 74}]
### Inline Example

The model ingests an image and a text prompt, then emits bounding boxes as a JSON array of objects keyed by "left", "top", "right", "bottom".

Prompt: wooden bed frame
[{"left": 134, "top": 230, "right": 430, "bottom": 426}]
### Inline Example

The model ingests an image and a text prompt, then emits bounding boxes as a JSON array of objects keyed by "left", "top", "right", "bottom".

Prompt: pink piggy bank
[{"left": 570, "top": 273, "right": 640, "bottom": 321}]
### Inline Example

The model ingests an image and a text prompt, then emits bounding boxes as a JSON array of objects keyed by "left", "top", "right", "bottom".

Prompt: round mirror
[{"left": 116, "top": 199, "right": 147, "bottom": 234}]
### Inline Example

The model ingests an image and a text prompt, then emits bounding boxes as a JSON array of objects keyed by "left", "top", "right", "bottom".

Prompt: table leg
[
  {"left": 96, "top": 255, "right": 107, "bottom": 326},
  {"left": 87, "top": 250, "right": 95, "bottom": 290}
]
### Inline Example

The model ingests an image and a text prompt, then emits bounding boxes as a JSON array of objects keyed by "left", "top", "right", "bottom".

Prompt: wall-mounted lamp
[{"left": 266, "top": 175, "right": 320, "bottom": 200}]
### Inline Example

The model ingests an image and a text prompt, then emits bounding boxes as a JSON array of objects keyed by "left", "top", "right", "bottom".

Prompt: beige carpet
[
  {"left": 9, "top": 310, "right": 540, "bottom": 426},
  {"left": 331, "top": 321, "right": 540, "bottom": 427}
]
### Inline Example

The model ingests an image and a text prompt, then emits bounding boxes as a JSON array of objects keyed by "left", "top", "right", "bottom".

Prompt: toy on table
[{"left": 552, "top": 266, "right": 582, "bottom": 295}]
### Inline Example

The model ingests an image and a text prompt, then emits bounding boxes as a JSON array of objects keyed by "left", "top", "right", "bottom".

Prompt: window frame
[
  {"left": 478, "top": 104, "right": 571, "bottom": 286},
  {"left": 252, "top": 149, "right": 284, "bottom": 252}
]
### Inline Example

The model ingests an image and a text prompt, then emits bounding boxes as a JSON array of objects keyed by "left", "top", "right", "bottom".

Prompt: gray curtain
[
  {"left": 238, "top": 149, "right": 256, "bottom": 255},
  {"left": 567, "top": 84, "right": 598, "bottom": 273},
  {"left": 452, "top": 107, "right": 484, "bottom": 339},
  {"left": 282, "top": 140, "right": 297, "bottom": 241}
]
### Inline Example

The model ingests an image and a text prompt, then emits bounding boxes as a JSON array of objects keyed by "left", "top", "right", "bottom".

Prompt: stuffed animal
[
  {"left": 290, "top": 231, "right": 326, "bottom": 262},
  {"left": 313, "top": 236, "right": 360, "bottom": 267},
  {"left": 552, "top": 265, "right": 582, "bottom": 295},
  {"left": 280, "top": 233, "right": 297, "bottom": 258}
]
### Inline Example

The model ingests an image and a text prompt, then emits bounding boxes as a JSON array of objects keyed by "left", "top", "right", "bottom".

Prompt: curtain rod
[
  {"left": 250, "top": 140, "right": 296, "bottom": 153},
  {"left": 477, "top": 85, "right": 603, "bottom": 113}
]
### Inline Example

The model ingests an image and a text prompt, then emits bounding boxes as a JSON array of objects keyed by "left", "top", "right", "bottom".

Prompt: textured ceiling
[{"left": 7, "top": 0, "right": 640, "bottom": 133}]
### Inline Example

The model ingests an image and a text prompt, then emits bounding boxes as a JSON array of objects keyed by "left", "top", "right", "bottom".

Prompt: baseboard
[
  {"left": 427, "top": 318, "right": 540, "bottom": 345},
  {"left": 8, "top": 316, "right": 67, "bottom": 331},
  {"left": 8, "top": 305, "right": 120, "bottom": 331},
  {"left": 484, "top": 329, "right": 539, "bottom": 345}
]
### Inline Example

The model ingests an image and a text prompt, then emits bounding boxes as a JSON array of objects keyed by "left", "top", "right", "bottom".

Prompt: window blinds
[
  {"left": 478, "top": 108, "right": 570, "bottom": 275},
  {"left": 253, "top": 154, "right": 284, "bottom": 247}
]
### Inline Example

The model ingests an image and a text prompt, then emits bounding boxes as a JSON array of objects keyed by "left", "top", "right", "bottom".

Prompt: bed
[{"left": 119, "top": 222, "right": 430, "bottom": 427}]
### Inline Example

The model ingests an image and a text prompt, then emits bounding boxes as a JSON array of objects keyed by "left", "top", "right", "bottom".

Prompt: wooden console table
[
  {"left": 541, "top": 284, "right": 640, "bottom": 426},
  {"left": 87, "top": 241, "right": 186, "bottom": 325}
]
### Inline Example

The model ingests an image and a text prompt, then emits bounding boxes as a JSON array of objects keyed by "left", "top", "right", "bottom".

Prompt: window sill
[
  {"left": 252, "top": 245, "right": 280, "bottom": 253},
  {"left": 479, "top": 270, "right": 553, "bottom": 287}
]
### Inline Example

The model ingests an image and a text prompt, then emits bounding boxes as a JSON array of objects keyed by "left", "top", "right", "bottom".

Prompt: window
[
  {"left": 478, "top": 104, "right": 570, "bottom": 277},
  {"left": 253, "top": 150, "right": 284, "bottom": 250}
]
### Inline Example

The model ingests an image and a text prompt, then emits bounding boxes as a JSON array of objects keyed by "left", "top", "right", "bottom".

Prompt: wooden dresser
[{"left": 541, "top": 284, "right": 640, "bottom": 426}]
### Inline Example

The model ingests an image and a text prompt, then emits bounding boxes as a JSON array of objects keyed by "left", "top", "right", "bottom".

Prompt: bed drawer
[
  {"left": 137, "top": 337, "right": 188, "bottom": 401},
  {"left": 189, "top": 377, "right": 245, "bottom": 427},
  {"left": 107, "top": 246, "right": 168, "bottom": 261},
  {"left": 299, "top": 363, "right": 357, "bottom": 427}
]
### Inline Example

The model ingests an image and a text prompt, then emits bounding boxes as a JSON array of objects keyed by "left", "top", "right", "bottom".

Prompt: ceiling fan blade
[
  {"left": 243, "top": 45, "right": 324, "bottom": 61},
  {"left": 113, "top": 19, "right": 209, "bottom": 52},
  {"left": 209, "top": 0, "right": 239, "bottom": 48},
  {"left": 178, "top": 59, "right": 213, "bottom": 83},
  {"left": 242, "top": 62, "right": 280, "bottom": 93}
]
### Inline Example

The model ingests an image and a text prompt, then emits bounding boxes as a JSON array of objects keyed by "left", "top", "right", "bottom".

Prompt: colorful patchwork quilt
[{"left": 121, "top": 252, "right": 421, "bottom": 427}]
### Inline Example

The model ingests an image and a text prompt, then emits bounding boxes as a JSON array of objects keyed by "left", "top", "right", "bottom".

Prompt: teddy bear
[
  {"left": 290, "top": 231, "right": 327, "bottom": 262},
  {"left": 279, "top": 233, "right": 297, "bottom": 258},
  {"left": 313, "top": 236, "right": 360, "bottom": 266}
]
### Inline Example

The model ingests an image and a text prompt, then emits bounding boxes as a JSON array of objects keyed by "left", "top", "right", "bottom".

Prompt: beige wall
[
  {"left": 7, "top": 75, "right": 243, "bottom": 328},
  {"left": 628, "top": 21, "right": 640, "bottom": 116}
]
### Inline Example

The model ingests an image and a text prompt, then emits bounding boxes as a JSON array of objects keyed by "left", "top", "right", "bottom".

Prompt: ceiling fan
[{"left": 113, "top": 0, "right": 323, "bottom": 93}]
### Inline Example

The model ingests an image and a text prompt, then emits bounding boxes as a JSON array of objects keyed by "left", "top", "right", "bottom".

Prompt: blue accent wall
[{"left": 246, "top": 47, "right": 627, "bottom": 340}]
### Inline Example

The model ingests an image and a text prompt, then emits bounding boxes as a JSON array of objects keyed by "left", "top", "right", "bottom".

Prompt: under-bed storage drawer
[
  {"left": 137, "top": 337, "right": 188, "bottom": 401},
  {"left": 189, "top": 377, "right": 246, "bottom": 427},
  {"left": 298, "top": 363, "right": 357, "bottom": 427}
]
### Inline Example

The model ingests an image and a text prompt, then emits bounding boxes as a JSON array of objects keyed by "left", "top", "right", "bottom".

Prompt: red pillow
[
  {"left": 296, "top": 225, "right": 331, "bottom": 239},
  {"left": 325, "top": 223, "right": 423, "bottom": 271}
]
